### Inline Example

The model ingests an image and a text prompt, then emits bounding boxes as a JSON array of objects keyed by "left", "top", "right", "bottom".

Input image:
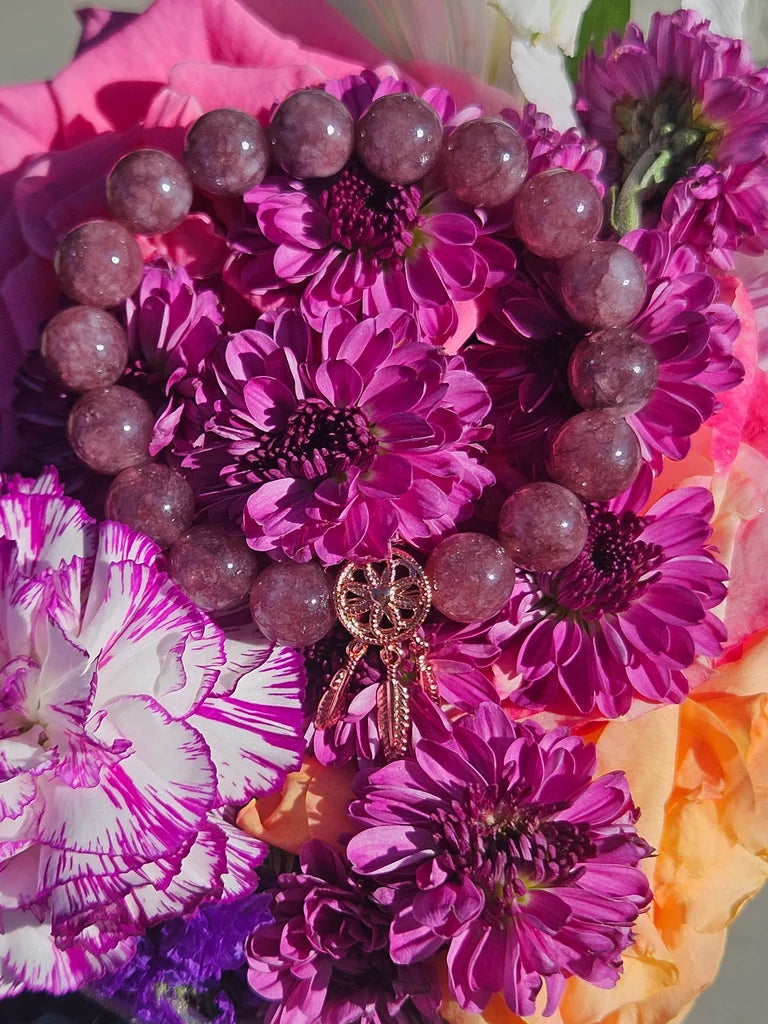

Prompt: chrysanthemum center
[
  {"left": 437, "top": 785, "right": 595, "bottom": 918},
  {"left": 540, "top": 506, "right": 663, "bottom": 620},
  {"left": 614, "top": 80, "right": 717, "bottom": 182},
  {"left": 319, "top": 164, "right": 421, "bottom": 258}
]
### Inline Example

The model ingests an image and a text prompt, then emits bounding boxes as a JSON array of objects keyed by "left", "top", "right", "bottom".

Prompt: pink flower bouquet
[{"left": 1, "top": 2, "right": 767, "bottom": 1023}]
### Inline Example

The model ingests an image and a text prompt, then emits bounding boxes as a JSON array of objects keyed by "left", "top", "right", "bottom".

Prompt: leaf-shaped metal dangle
[{"left": 314, "top": 548, "right": 437, "bottom": 760}]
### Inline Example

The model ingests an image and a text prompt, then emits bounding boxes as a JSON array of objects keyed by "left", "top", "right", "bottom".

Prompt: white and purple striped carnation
[
  {"left": 346, "top": 703, "right": 652, "bottom": 1018},
  {"left": 175, "top": 307, "right": 494, "bottom": 564},
  {"left": 493, "top": 486, "right": 727, "bottom": 718},
  {"left": 0, "top": 471, "right": 304, "bottom": 996}
]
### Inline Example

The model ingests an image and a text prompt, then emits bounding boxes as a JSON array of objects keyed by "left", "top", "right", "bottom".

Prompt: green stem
[{"left": 611, "top": 148, "right": 673, "bottom": 236}]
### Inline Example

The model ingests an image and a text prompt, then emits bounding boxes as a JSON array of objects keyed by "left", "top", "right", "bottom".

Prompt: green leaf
[{"left": 565, "top": 0, "right": 630, "bottom": 83}]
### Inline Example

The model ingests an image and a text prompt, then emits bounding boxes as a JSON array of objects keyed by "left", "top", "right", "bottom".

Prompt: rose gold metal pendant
[{"left": 314, "top": 548, "right": 437, "bottom": 760}]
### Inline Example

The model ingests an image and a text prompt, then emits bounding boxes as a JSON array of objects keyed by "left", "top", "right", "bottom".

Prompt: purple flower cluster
[
  {"left": 95, "top": 892, "right": 271, "bottom": 1024},
  {"left": 246, "top": 705, "right": 651, "bottom": 1021},
  {"left": 6, "top": 8, "right": 765, "bottom": 1021}
]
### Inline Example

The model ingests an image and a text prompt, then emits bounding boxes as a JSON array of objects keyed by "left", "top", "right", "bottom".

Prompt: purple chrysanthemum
[
  {"left": 176, "top": 308, "right": 493, "bottom": 564},
  {"left": 0, "top": 470, "right": 304, "bottom": 995},
  {"left": 225, "top": 72, "right": 512, "bottom": 346},
  {"left": 470, "top": 228, "right": 742, "bottom": 475},
  {"left": 246, "top": 840, "right": 442, "bottom": 1024},
  {"left": 124, "top": 259, "right": 224, "bottom": 454},
  {"left": 502, "top": 103, "right": 606, "bottom": 187},
  {"left": 94, "top": 891, "right": 271, "bottom": 1024},
  {"left": 491, "top": 486, "right": 727, "bottom": 717},
  {"left": 576, "top": 11, "right": 768, "bottom": 262},
  {"left": 346, "top": 703, "right": 652, "bottom": 1018}
]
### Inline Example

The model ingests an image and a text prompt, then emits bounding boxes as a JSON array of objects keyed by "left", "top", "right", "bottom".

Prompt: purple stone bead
[
  {"left": 250, "top": 561, "right": 335, "bottom": 647},
  {"left": 356, "top": 93, "right": 443, "bottom": 184},
  {"left": 107, "top": 149, "right": 193, "bottom": 235},
  {"left": 105, "top": 463, "right": 195, "bottom": 548},
  {"left": 67, "top": 385, "right": 154, "bottom": 475},
  {"left": 268, "top": 89, "right": 354, "bottom": 179},
  {"left": 560, "top": 242, "right": 647, "bottom": 329},
  {"left": 41, "top": 306, "right": 128, "bottom": 393},
  {"left": 568, "top": 328, "right": 659, "bottom": 413},
  {"left": 546, "top": 411, "right": 641, "bottom": 502},
  {"left": 499, "top": 482, "right": 588, "bottom": 572},
  {"left": 426, "top": 532, "right": 516, "bottom": 623},
  {"left": 441, "top": 117, "right": 528, "bottom": 207},
  {"left": 168, "top": 524, "right": 258, "bottom": 611},
  {"left": 54, "top": 220, "right": 144, "bottom": 308},
  {"left": 512, "top": 168, "right": 603, "bottom": 258},
  {"left": 184, "top": 108, "right": 269, "bottom": 196}
]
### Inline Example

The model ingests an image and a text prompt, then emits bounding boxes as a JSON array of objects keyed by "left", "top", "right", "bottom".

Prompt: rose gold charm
[{"left": 314, "top": 548, "right": 437, "bottom": 760}]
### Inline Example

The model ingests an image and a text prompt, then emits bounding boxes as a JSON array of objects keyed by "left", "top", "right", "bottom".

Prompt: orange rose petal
[
  {"left": 595, "top": 704, "right": 679, "bottom": 856},
  {"left": 236, "top": 756, "right": 357, "bottom": 854}
]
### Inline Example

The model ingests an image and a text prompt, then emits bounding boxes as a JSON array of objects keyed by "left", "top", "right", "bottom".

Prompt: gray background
[{"left": 0, "top": 1, "right": 766, "bottom": 1022}]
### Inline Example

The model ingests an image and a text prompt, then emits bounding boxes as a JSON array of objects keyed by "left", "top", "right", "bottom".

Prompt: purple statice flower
[
  {"left": 469, "top": 228, "right": 742, "bottom": 476},
  {"left": 492, "top": 486, "right": 727, "bottom": 718},
  {"left": 246, "top": 840, "right": 442, "bottom": 1024},
  {"left": 225, "top": 72, "right": 512, "bottom": 347},
  {"left": 0, "top": 470, "right": 304, "bottom": 996},
  {"left": 124, "top": 258, "right": 224, "bottom": 454},
  {"left": 346, "top": 703, "right": 652, "bottom": 1018},
  {"left": 176, "top": 307, "right": 493, "bottom": 564},
  {"left": 94, "top": 892, "right": 271, "bottom": 1024},
  {"left": 575, "top": 11, "right": 768, "bottom": 263}
]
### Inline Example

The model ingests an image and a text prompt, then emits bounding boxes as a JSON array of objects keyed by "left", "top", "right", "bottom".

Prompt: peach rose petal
[
  {"left": 237, "top": 756, "right": 356, "bottom": 855},
  {"left": 596, "top": 704, "right": 679, "bottom": 856}
]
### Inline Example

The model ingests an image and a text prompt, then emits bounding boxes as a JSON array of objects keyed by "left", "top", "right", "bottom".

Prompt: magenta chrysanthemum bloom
[
  {"left": 0, "top": 470, "right": 304, "bottom": 995},
  {"left": 225, "top": 72, "right": 512, "bottom": 346},
  {"left": 124, "top": 259, "right": 224, "bottom": 454},
  {"left": 576, "top": 11, "right": 768, "bottom": 261},
  {"left": 346, "top": 703, "right": 652, "bottom": 1018},
  {"left": 502, "top": 104, "right": 606, "bottom": 188},
  {"left": 470, "top": 228, "right": 742, "bottom": 474},
  {"left": 246, "top": 840, "right": 442, "bottom": 1024},
  {"left": 177, "top": 307, "right": 493, "bottom": 564},
  {"left": 492, "top": 486, "right": 727, "bottom": 718}
]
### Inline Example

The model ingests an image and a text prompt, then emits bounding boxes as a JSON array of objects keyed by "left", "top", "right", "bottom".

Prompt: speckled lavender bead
[
  {"left": 250, "top": 561, "right": 335, "bottom": 647},
  {"left": 268, "top": 89, "right": 354, "bottom": 179},
  {"left": 107, "top": 149, "right": 193, "bottom": 235},
  {"left": 426, "top": 532, "right": 516, "bottom": 623},
  {"left": 105, "top": 463, "right": 195, "bottom": 548},
  {"left": 184, "top": 108, "right": 270, "bottom": 196},
  {"left": 54, "top": 220, "right": 144, "bottom": 308},
  {"left": 499, "top": 482, "right": 588, "bottom": 572},
  {"left": 356, "top": 93, "right": 443, "bottom": 184},
  {"left": 67, "top": 385, "right": 154, "bottom": 475},
  {"left": 560, "top": 242, "right": 647, "bottom": 329},
  {"left": 512, "top": 168, "right": 603, "bottom": 258},
  {"left": 546, "top": 411, "right": 641, "bottom": 502},
  {"left": 168, "top": 524, "right": 258, "bottom": 611},
  {"left": 568, "top": 328, "right": 659, "bottom": 413},
  {"left": 440, "top": 117, "right": 528, "bottom": 207},
  {"left": 41, "top": 306, "right": 128, "bottom": 392}
]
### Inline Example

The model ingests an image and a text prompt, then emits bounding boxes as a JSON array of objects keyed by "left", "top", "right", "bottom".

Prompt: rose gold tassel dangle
[{"left": 314, "top": 546, "right": 438, "bottom": 760}]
